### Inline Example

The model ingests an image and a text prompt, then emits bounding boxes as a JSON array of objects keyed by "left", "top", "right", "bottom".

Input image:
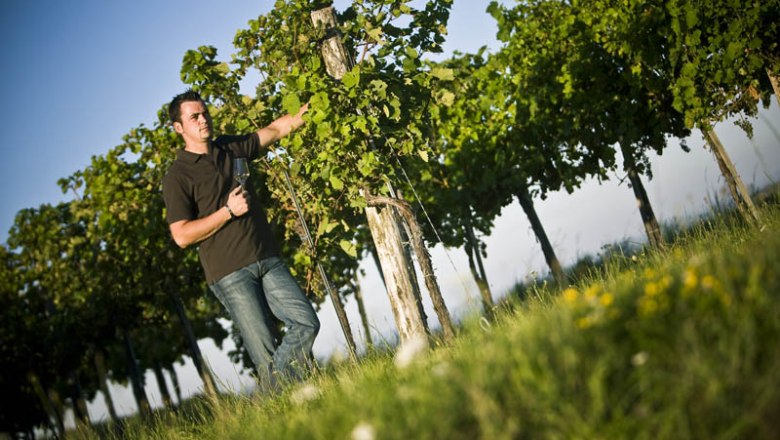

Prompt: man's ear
[{"left": 173, "top": 121, "right": 183, "bottom": 134}]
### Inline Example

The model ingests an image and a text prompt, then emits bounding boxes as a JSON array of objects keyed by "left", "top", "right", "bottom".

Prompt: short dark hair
[{"left": 168, "top": 89, "right": 204, "bottom": 124}]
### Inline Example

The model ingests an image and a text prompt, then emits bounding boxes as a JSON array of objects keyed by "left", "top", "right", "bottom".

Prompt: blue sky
[
  {"left": 0, "top": 1, "right": 500, "bottom": 242},
  {"left": 2, "top": 0, "right": 779, "bottom": 422},
  {"left": 0, "top": 0, "right": 258, "bottom": 240}
]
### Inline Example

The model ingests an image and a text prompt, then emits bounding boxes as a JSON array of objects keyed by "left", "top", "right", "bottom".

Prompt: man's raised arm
[{"left": 256, "top": 103, "right": 309, "bottom": 147}]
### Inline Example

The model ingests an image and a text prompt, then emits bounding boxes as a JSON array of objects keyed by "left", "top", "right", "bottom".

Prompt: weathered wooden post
[
  {"left": 311, "top": 5, "right": 430, "bottom": 343},
  {"left": 364, "top": 192, "right": 455, "bottom": 341},
  {"left": 702, "top": 128, "right": 761, "bottom": 226},
  {"left": 310, "top": 5, "right": 351, "bottom": 81}
]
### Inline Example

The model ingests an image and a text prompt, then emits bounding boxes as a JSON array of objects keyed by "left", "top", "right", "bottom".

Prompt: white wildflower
[
  {"left": 290, "top": 383, "right": 321, "bottom": 405},
  {"left": 631, "top": 351, "right": 649, "bottom": 367},
  {"left": 396, "top": 384, "right": 413, "bottom": 401},
  {"left": 432, "top": 361, "right": 450, "bottom": 377},
  {"left": 394, "top": 334, "right": 429, "bottom": 369},
  {"left": 479, "top": 316, "right": 492, "bottom": 333},
  {"left": 351, "top": 421, "right": 376, "bottom": 440},
  {"left": 329, "top": 348, "right": 349, "bottom": 364}
]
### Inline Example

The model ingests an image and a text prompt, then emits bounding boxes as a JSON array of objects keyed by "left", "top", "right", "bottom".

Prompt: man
[{"left": 162, "top": 90, "right": 319, "bottom": 389}]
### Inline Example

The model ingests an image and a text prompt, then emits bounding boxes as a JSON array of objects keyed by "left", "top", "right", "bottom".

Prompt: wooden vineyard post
[
  {"left": 310, "top": 6, "right": 351, "bottom": 81},
  {"left": 311, "top": 5, "right": 454, "bottom": 343},
  {"left": 702, "top": 128, "right": 761, "bottom": 226},
  {"left": 364, "top": 195, "right": 429, "bottom": 341},
  {"left": 365, "top": 192, "right": 455, "bottom": 341}
]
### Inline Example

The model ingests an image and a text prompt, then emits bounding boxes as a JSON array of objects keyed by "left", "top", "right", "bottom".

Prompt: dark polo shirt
[{"left": 162, "top": 133, "right": 279, "bottom": 284}]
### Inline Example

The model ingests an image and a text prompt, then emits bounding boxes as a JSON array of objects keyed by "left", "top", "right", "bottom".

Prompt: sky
[{"left": 2, "top": 0, "right": 780, "bottom": 426}]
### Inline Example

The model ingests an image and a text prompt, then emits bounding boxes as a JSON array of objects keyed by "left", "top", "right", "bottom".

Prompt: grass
[{"left": 72, "top": 203, "right": 780, "bottom": 439}]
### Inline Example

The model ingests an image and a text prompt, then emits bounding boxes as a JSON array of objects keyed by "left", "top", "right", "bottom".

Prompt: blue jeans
[{"left": 209, "top": 257, "right": 320, "bottom": 387}]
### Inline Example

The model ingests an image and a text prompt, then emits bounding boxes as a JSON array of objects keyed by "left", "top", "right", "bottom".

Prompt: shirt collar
[{"left": 176, "top": 142, "right": 214, "bottom": 163}]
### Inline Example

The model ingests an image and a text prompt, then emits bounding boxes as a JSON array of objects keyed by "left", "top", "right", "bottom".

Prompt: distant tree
[
  {"left": 0, "top": 244, "right": 54, "bottom": 435},
  {"left": 581, "top": 0, "right": 780, "bottom": 224},
  {"left": 417, "top": 48, "right": 566, "bottom": 303},
  {"left": 490, "top": 0, "right": 692, "bottom": 252},
  {"left": 60, "top": 122, "right": 231, "bottom": 399},
  {"left": 4, "top": 203, "right": 104, "bottom": 433}
]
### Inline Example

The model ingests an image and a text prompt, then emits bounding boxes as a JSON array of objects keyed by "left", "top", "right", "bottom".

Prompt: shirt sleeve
[
  {"left": 162, "top": 170, "right": 195, "bottom": 224},
  {"left": 215, "top": 132, "right": 261, "bottom": 160}
]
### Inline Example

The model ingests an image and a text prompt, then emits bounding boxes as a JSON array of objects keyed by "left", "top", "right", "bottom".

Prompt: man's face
[{"left": 174, "top": 100, "right": 212, "bottom": 144}]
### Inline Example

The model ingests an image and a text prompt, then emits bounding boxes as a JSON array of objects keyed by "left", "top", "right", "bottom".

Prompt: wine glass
[{"left": 233, "top": 157, "right": 250, "bottom": 187}]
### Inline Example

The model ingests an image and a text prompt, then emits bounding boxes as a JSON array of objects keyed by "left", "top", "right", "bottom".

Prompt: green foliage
[
  {"left": 177, "top": 0, "right": 455, "bottom": 307},
  {"left": 1, "top": 5, "right": 460, "bottom": 428},
  {"left": 0, "top": 105, "right": 232, "bottom": 434},
  {"left": 490, "top": 0, "right": 690, "bottom": 182},
  {"left": 412, "top": 0, "right": 689, "bottom": 267},
  {"left": 71, "top": 206, "right": 780, "bottom": 440},
  {"left": 580, "top": 0, "right": 779, "bottom": 132},
  {"left": 402, "top": 48, "right": 512, "bottom": 261},
  {"left": 0, "top": 245, "right": 51, "bottom": 432}
]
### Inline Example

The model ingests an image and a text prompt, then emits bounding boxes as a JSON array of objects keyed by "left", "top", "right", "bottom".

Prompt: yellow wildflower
[
  {"left": 600, "top": 292, "right": 614, "bottom": 307},
  {"left": 644, "top": 281, "right": 661, "bottom": 297},
  {"left": 562, "top": 287, "right": 579, "bottom": 304},
  {"left": 720, "top": 293, "right": 732, "bottom": 307},
  {"left": 683, "top": 268, "right": 698, "bottom": 290},
  {"left": 584, "top": 285, "right": 601, "bottom": 300},
  {"left": 638, "top": 297, "right": 658, "bottom": 317},
  {"left": 701, "top": 275, "right": 717, "bottom": 290},
  {"left": 576, "top": 316, "right": 594, "bottom": 329}
]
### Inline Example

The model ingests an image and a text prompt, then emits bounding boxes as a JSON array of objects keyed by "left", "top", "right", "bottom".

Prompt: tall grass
[{"left": 74, "top": 205, "right": 780, "bottom": 439}]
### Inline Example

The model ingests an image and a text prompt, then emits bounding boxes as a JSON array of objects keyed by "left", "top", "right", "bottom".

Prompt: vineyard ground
[{"left": 72, "top": 188, "right": 780, "bottom": 440}]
